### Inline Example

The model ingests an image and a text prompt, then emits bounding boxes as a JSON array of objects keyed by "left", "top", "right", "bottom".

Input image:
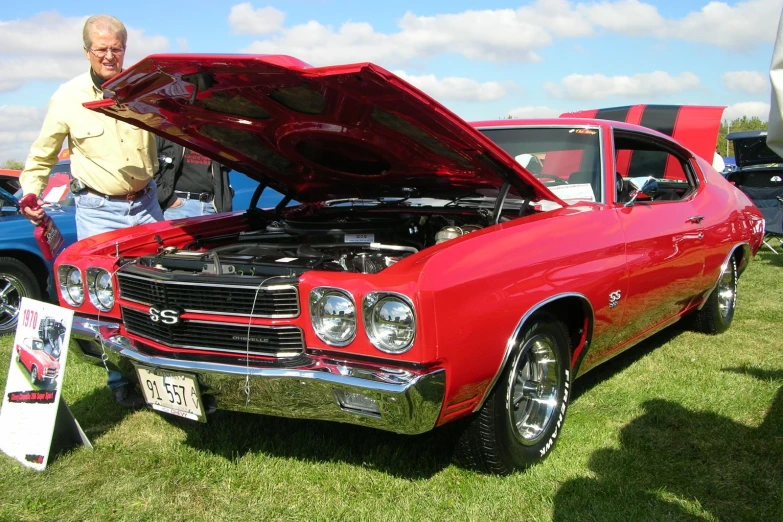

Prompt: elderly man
[{"left": 19, "top": 14, "right": 163, "bottom": 407}]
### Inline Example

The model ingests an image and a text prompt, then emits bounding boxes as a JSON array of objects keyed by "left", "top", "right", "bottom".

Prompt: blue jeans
[
  {"left": 75, "top": 183, "right": 164, "bottom": 240},
  {"left": 74, "top": 182, "right": 163, "bottom": 391},
  {"left": 163, "top": 197, "right": 217, "bottom": 220}
]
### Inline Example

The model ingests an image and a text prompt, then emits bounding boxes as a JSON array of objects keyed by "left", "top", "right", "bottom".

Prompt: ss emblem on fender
[
  {"left": 608, "top": 290, "right": 622, "bottom": 308},
  {"left": 149, "top": 306, "right": 180, "bottom": 324}
]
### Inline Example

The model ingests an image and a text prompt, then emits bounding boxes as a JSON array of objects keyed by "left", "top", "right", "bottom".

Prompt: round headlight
[
  {"left": 86, "top": 268, "right": 114, "bottom": 311},
  {"left": 363, "top": 292, "right": 416, "bottom": 354},
  {"left": 57, "top": 265, "right": 84, "bottom": 306},
  {"left": 310, "top": 288, "right": 356, "bottom": 346}
]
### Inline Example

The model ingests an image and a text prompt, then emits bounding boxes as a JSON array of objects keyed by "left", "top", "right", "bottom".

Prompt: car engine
[{"left": 134, "top": 211, "right": 484, "bottom": 277}]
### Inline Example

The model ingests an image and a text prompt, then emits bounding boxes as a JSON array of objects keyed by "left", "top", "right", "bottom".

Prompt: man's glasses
[{"left": 87, "top": 47, "right": 125, "bottom": 59}]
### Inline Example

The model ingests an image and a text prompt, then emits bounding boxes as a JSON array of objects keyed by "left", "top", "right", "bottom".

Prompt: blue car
[
  {"left": 0, "top": 167, "right": 285, "bottom": 335},
  {"left": 0, "top": 187, "right": 78, "bottom": 335}
]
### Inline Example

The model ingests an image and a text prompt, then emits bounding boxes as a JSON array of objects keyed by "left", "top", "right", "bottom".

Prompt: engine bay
[{"left": 135, "top": 209, "right": 489, "bottom": 277}]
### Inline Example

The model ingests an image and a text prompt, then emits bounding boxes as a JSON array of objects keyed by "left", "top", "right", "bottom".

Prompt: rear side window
[{"left": 614, "top": 130, "right": 698, "bottom": 203}]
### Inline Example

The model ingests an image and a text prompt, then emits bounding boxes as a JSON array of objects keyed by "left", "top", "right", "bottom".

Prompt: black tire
[
  {"left": 31, "top": 365, "right": 39, "bottom": 385},
  {"left": 454, "top": 314, "right": 572, "bottom": 474},
  {"left": 692, "top": 257, "right": 737, "bottom": 335},
  {"left": 0, "top": 256, "right": 41, "bottom": 335}
]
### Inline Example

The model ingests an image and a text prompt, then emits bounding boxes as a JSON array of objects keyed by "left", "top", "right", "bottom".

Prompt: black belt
[
  {"left": 175, "top": 190, "right": 214, "bottom": 202},
  {"left": 83, "top": 185, "right": 151, "bottom": 201}
]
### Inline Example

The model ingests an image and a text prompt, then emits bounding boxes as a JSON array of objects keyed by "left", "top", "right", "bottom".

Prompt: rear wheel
[
  {"left": 693, "top": 257, "right": 737, "bottom": 334},
  {"left": 0, "top": 257, "right": 41, "bottom": 335},
  {"left": 454, "top": 315, "right": 572, "bottom": 474}
]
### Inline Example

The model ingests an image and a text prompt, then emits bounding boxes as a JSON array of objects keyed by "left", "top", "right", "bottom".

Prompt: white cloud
[
  {"left": 507, "top": 106, "right": 562, "bottom": 118},
  {"left": 242, "top": 1, "right": 573, "bottom": 66},
  {"left": 667, "top": 0, "right": 783, "bottom": 51},
  {"left": 229, "top": 3, "right": 285, "bottom": 35},
  {"left": 0, "top": 105, "right": 47, "bottom": 163},
  {"left": 546, "top": 71, "right": 701, "bottom": 100},
  {"left": 393, "top": 71, "right": 516, "bottom": 102},
  {"left": 722, "top": 71, "right": 769, "bottom": 94},
  {"left": 0, "top": 11, "right": 169, "bottom": 94},
  {"left": 579, "top": 0, "right": 782, "bottom": 51},
  {"left": 723, "top": 101, "right": 771, "bottom": 121},
  {"left": 238, "top": 0, "right": 781, "bottom": 67},
  {"left": 580, "top": 0, "right": 666, "bottom": 37}
]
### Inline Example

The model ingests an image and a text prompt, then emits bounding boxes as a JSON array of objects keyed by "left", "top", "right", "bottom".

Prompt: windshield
[{"left": 479, "top": 126, "right": 603, "bottom": 204}]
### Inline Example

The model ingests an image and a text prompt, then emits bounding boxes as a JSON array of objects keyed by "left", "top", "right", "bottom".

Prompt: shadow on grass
[
  {"left": 552, "top": 367, "right": 783, "bottom": 521},
  {"left": 171, "top": 325, "right": 690, "bottom": 479},
  {"left": 66, "top": 386, "right": 138, "bottom": 442},
  {"left": 94, "top": 323, "right": 689, "bottom": 478},
  {"left": 755, "top": 246, "right": 783, "bottom": 267},
  {"left": 572, "top": 323, "right": 688, "bottom": 401},
  {"left": 170, "top": 411, "right": 457, "bottom": 479}
]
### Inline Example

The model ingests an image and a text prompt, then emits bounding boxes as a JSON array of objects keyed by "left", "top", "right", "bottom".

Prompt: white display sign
[
  {"left": 547, "top": 183, "right": 597, "bottom": 203},
  {"left": 0, "top": 297, "right": 86, "bottom": 470}
]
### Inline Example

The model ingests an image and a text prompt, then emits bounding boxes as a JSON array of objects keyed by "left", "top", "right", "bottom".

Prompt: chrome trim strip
[
  {"left": 598, "top": 126, "right": 606, "bottom": 204},
  {"left": 475, "top": 124, "right": 602, "bottom": 131},
  {"left": 473, "top": 292, "right": 594, "bottom": 412},
  {"left": 117, "top": 271, "right": 300, "bottom": 318},
  {"left": 70, "top": 317, "right": 445, "bottom": 435},
  {"left": 696, "top": 243, "right": 749, "bottom": 311}
]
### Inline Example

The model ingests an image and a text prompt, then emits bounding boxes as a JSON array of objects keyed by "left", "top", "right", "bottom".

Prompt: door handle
[{"left": 687, "top": 215, "right": 704, "bottom": 223}]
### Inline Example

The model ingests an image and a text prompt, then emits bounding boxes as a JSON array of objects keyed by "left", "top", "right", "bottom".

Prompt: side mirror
[{"left": 625, "top": 176, "right": 658, "bottom": 207}]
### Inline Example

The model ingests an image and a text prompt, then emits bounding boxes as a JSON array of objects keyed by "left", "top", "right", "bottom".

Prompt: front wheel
[
  {"left": 692, "top": 257, "right": 737, "bottom": 334},
  {"left": 0, "top": 257, "right": 41, "bottom": 335},
  {"left": 454, "top": 314, "right": 572, "bottom": 474},
  {"left": 31, "top": 365, "right": 39, "bottom": 385}
]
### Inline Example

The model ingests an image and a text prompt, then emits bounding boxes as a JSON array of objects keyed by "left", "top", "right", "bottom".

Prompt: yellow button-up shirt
[{"left": 20, "top": 71, "right": 158, "bottom": 197}]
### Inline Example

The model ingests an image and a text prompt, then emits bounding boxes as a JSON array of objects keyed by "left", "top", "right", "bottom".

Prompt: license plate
[{"left": 136, "top": 366, "right": 205, "bottom": 422}]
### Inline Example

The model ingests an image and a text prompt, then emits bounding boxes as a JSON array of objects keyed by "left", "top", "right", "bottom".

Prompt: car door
[{"left": 611, "top": 130, "right": 706, "bottom": 345}]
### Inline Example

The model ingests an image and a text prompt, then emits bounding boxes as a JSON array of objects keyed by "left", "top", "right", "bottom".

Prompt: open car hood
[
  {"left": 86, "top": 54, "right": 558, "bottom": 205},
  {"left": 726, "top": 130, "right": 783, "bottom": 168}
]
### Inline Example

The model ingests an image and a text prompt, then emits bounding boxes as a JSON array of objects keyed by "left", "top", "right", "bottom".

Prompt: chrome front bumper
[{"left": 70, "top": 316, "right": 445, "bottom": 435}]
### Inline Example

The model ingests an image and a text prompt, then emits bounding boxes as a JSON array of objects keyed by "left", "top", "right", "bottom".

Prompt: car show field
[{"left": 0, "top": 249, "right": 780, "bottom": 521}]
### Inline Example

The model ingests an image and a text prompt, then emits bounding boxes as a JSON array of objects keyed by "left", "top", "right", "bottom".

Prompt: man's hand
[{"left": 19, "top": 195, "right": 46, "bottom": 225}]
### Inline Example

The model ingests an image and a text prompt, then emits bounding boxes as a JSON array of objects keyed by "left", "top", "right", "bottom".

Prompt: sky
[{"left": 1, "top": 0, "right": 782, "bottom": 163}]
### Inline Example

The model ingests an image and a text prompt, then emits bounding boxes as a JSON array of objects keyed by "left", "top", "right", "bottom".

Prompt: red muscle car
[
  {"left": 16, "top": 337, "right": 60, "bottom": 387},
  {"left": 56, "top": 55, "right": 764, "bottom": 474}
]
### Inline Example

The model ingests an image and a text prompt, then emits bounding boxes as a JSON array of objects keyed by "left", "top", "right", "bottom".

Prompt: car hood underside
[{"left": 85, "top": 54, "right": 558, "bottom": 205}]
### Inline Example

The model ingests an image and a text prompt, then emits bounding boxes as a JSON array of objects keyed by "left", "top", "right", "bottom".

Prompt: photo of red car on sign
[
  {"left": 16, "top": 337, "right": 59, "bottom": 388},
  {"left": 15, "top": 315, "right": 65, "bottom": 390}
]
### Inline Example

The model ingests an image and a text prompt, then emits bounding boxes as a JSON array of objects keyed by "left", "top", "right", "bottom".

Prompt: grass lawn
[{"left": 0, "top": 250, "right": 781, "bottom": 521}]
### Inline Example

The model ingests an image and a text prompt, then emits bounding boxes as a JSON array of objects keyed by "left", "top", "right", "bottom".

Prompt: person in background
[
  {"left": 155, "top": 136, "right": 232, "bottom": 218},
  {"left": 19, "top": 14, "right": 163, "bottom": 408}
]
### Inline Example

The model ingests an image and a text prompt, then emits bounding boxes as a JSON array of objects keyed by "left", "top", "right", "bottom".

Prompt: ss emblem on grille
[{"left": 149, "top": 306, "right": 180, "bottom": 324}]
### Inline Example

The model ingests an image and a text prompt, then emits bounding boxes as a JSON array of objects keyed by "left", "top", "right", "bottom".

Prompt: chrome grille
[
  {"left": 122, "top": 307, "right": 305, "bottom": 357},
  {"left": 117, "top": 271, "right": 299, "bottom": 318}
]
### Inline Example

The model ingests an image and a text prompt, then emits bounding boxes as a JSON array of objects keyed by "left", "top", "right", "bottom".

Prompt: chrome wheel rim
[
  {"left": 508, "top": 334, "right": 561, "bottom": 445},
  {"left": 0, "top": 274, "right": 26, "bottom": 331},
  {"left": 717, "top": 264, "right": 736, "bottom": 320}
]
